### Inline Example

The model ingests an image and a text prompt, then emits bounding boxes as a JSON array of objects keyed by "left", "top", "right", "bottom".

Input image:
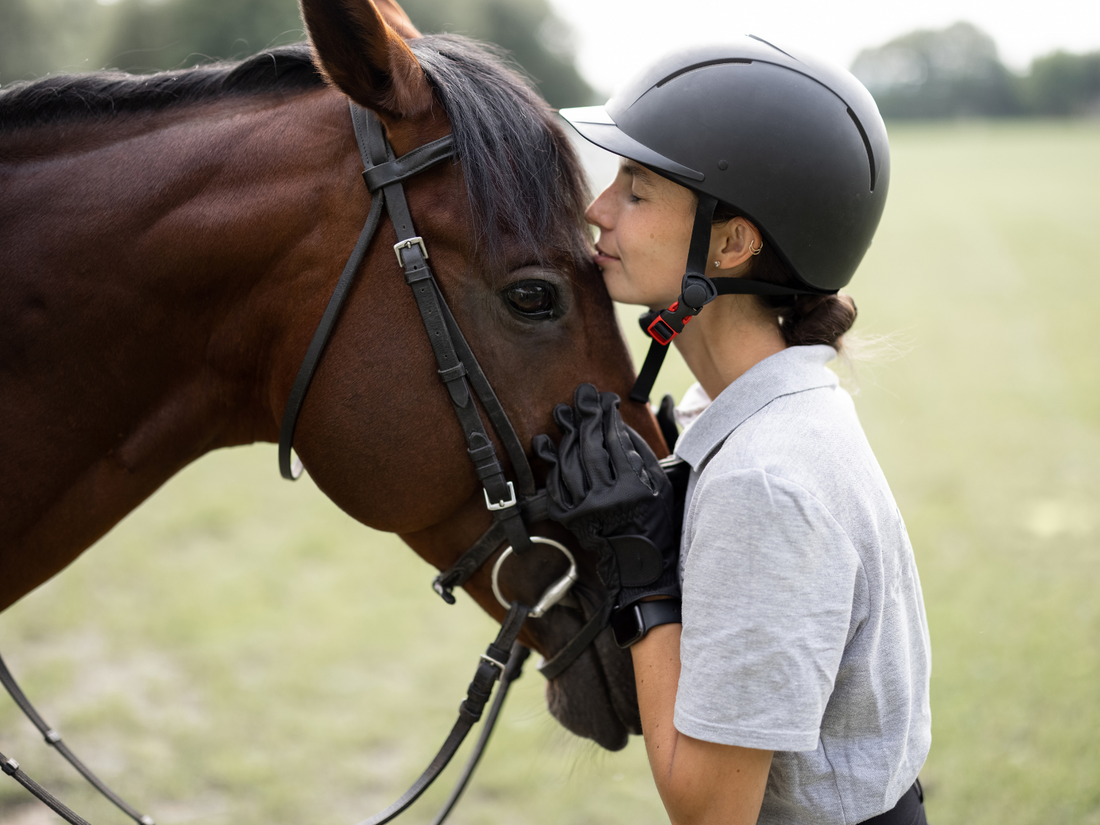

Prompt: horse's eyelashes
[{"left": 504, "top": 279, "right": 556, "bottom": 320}]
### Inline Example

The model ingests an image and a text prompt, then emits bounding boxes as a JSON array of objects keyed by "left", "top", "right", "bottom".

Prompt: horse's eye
[{"left": 505, "top": 279, "right": 555, "bottom": 319}]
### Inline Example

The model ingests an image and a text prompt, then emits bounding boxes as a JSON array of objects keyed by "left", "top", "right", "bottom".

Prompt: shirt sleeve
[{"left": 674, "top": 467, "right": 863, "bottom": 752}]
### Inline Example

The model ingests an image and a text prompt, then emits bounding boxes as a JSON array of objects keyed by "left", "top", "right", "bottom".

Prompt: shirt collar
[{"left": 674, "top": 345, "right": 840, "bottom": 470}]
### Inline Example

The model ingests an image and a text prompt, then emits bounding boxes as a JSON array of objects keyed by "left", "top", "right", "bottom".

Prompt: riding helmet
[{"left": 560, "top": 35, "right": 890, "bottom": 293}]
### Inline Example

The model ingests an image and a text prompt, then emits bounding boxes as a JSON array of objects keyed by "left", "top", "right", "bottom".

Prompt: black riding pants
[{"left": 858, "top": 779, "right": 927, "bottom": 825}]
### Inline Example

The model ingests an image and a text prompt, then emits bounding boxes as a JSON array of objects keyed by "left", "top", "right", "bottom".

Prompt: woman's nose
[{"left": 585, "top": 187, "right": 612, "bottom": 229}]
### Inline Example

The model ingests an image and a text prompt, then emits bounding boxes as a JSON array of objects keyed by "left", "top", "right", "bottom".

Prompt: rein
[{"left": 1, "top": 102, "right": 615, "bottom": 824}]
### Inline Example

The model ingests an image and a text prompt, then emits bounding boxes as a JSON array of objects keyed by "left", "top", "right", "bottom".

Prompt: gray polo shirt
[{"left": 673, "top": 345, "right": 931, "bottom": 825}]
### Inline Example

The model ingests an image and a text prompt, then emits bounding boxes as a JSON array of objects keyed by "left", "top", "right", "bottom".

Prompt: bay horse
[{"left": 0, "top": 0, "right": 663, "bottom": 754}]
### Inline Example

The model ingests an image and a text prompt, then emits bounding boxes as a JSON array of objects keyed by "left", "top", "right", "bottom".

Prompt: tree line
[
  {"left": 2, "top": 5, "right": 1096, "bottom": 119},
  {"left": 0, "top": 0, "right": 595, "bottom": 108},
  {"left": 851, "top": 22, "right": 1100, "bottom": 118}
]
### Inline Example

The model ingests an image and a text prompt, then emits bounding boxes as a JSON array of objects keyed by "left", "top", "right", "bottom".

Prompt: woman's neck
[{"left": 671, "top": 294, "right": 787, "bottom": 400}]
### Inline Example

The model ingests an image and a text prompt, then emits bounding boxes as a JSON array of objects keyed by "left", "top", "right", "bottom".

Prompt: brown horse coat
[{"left": 0, "top": 0, "right": 665, "bottom": 749}]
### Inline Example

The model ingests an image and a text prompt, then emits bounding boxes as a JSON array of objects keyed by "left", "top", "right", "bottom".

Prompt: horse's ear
[
  {"left": 300, "top": 0, "right": 432, "bottom": 119},
  {"left": 374, "top": 0, "right": 421, "bottom": 39}
]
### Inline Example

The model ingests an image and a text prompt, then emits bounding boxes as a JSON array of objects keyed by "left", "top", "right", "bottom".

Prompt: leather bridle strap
[
  {"left": 432, "top": 492, "right": 549, "bottom": 604},
  {"left": 427, "top": 643, "right": 530, "bottom": 825},
  {"left": 277, "top": 118, "right": 456, "bottom": 481},
  {"left": 357, "top": 603, "right": 531, "bottom": 825},
  {"left": 0, "top": 652, "right": 153, "bottom": 825},
  {"left": 536, "top": 589, "right": 615, "bottom": 680},
  {"left": 351, "top": 103, "right": 541, "bottom": 564},
  {"left": 277, "top": 183, "right": 385, "bottom": 480},
  {"left": 1, "top": 749, "right": 92, "bottom": 825}
]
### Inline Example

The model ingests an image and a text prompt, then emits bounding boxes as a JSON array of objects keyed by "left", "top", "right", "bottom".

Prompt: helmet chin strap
[{"left": 629, "top": 195, "right": 817, "bottom": 405}]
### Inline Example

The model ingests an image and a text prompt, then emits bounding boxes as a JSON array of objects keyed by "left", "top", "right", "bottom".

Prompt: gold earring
[{"left": 748, "top": 239, "right": 763, "bottom": 256}]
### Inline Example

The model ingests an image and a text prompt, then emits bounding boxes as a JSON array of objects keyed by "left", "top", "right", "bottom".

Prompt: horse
[{"left": 0, "top": 0, "right": 665, "bottom": 755}]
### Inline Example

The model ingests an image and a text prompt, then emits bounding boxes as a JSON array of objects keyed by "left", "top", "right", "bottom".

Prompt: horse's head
[{"left": 286, "top": 0, "right": 665, "bottom": 749}]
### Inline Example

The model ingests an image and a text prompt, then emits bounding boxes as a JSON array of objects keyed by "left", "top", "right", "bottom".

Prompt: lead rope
[{"left": 0, "top": 652, "right": 153, "bottom": 825}]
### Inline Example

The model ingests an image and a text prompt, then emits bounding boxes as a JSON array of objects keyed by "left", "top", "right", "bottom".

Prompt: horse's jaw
[{"left": 542, "top": 619, "right": 642, "bottom": 751}]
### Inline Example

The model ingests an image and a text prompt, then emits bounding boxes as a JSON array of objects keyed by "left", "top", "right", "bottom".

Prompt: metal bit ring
[{"left": 491, "top": 537, "right": 578, "bottom": 619}]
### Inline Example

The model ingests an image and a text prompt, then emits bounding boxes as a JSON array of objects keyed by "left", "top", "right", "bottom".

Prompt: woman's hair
[{"left": 713, "top": 202, "right": 857, "bottom": 351}]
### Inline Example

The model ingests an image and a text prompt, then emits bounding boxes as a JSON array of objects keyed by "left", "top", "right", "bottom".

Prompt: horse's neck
[{"left": 0, "top": 89, "right": 364, "bottom": 610}]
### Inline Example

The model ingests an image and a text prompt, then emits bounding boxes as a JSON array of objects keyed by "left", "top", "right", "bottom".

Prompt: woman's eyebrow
[{"left": 621, "top": 160, "right": 654, "bottom": 185}]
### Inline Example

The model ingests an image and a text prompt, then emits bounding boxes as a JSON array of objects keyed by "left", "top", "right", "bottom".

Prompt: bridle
[
  {"left": 1, "top": 102, "right": 616, "bottom": 825},
  {"left": 277, "top": 103, "right": 613, "bottom": 677},
  {"left": 278, "top": 101, "right": 615, "bottom": 823}
]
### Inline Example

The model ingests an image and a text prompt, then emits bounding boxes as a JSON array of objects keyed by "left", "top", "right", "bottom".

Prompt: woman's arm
[{"left": 633, "top": 623, "right": 773, "bottom": 825}]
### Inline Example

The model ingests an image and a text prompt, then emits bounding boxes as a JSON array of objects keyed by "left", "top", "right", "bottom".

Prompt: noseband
[{"left": 0, "top": 104, "right": 614, "bottom": 825}]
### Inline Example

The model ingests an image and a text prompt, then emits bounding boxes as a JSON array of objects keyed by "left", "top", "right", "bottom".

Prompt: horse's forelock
[{"left": 409, "top": 35, "right": 592, "bottom": 270}]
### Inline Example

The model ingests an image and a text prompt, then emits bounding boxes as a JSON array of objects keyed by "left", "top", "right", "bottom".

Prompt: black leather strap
[
  {"left": 0, "top": 653, "right": 154, "bottom": 825},
  {"left": 1, "top": 749, "right": 93, "bottom": 825},
  {"left": 277, "top": 112, "right": 456, "bottom": 480},
  {"left": 278, "top": 191, "right": 386, "bottom": 479},
  {"left": 427, "top": 644, "right": 530, "bottom": 825},
  {"left": 356, "top": 603, "right": 530, "bottom": 825},
  {"left": 362, "top": 134, "right": 456, "bottom": 192},
  {"left": 431, "top": 492, "right": 550, "bottom": 604},
  {"left": 536, "top": 594, "right": 614, "bottom": 681}
]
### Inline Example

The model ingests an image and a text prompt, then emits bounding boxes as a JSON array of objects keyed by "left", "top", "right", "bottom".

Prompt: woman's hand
[{"left": 532, "top": 383, "right": 681, "bottom": 608}]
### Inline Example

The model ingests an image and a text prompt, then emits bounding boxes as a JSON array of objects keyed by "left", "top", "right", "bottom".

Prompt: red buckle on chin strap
[{"left": 646, "top": 300, "right": 694, "bottom": 345}]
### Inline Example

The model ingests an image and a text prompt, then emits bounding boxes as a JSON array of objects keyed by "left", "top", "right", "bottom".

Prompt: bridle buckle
[
  {"left": 394, "top": 236, "right": 429, "bottom": 267},
  {"left": 483, "top": 481, "right": 516, "bottom": 511}
]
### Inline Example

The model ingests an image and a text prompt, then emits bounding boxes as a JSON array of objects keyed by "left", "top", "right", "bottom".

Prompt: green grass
[{"left": 2, "top": 121, "right": 1099, "bottom": 824}]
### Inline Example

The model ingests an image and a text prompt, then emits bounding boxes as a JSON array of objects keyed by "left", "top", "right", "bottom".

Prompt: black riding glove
[{"left": 532, "top": 383, "right": 681, "bottom": 609}]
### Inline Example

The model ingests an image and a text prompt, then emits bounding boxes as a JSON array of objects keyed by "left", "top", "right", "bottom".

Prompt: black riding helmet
[
  {"left": 561, "top": 34, "right": 889, "bottom": 293},
  {"left": 559, "top": 35, "right": 890, "bottom": 400}
]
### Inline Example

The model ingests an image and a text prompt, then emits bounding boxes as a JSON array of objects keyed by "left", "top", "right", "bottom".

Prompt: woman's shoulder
[{"left": 699, "top": 380, "right": 897, "bottom": 537}]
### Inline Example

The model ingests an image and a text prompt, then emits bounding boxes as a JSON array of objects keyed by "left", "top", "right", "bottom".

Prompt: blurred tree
[
  {"left": 0, "top": 0, "right": 113, "bottom": 83},
  {"left": 2, "top": 0, "right": 593, "bottom": 108},
  {"left": 103, "top": 0, "right": 306, "bottom": 72},
  {"left": 851, "top": 22, "right": 1021, "bottom": 118},
  {"left": 400, "top": 0, "right": 595, "bottom": 106},
  {"left": 1020, "top": 50, "right": 1100, "bottom": 116}
]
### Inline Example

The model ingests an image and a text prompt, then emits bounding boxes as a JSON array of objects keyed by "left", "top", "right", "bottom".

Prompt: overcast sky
[{"left": 546, "top": 0, "right": 1099, "bottom": 94}]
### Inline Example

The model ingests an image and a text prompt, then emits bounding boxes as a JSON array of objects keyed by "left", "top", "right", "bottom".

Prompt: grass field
[{"left": 1, "top": 121, "right": 1098, "bottom": 825}]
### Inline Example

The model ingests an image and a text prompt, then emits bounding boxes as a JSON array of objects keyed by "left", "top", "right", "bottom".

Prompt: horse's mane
[
  {"left": 0, "top": 43, "right": 324, "bottom": 127},
  {"left": 0, "top": 36, "right": 590, "bottom": 267}
]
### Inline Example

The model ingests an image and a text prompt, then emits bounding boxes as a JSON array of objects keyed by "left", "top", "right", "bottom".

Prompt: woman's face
[{"left": 585, "top": 160, "right": 696, "bottom": 310}]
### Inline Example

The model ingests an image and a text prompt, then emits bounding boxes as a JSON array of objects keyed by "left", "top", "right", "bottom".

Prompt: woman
[{"left": 544, "top": 36, "right": 931, "bottom": 825}]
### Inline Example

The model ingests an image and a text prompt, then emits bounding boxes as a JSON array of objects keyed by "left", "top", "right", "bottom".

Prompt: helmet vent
[
  {"left": 656, "top": 59, "right": 753, "bottom": 88},
  {"left": 847, "top": 107, "right": 877, "bottom": 192},
  {"left": 746, "top": 35, "right": 797, "bottom": 61}
]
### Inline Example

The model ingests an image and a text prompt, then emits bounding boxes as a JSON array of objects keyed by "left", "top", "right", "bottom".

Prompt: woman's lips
[{"left": 593, "top": 246, "right": 619, "bottom": 266}]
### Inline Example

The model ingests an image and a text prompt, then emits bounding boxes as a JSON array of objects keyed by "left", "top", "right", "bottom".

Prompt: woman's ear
[
  {"left": 300, "top": 0, "right": 433, "bottom": 120},
  {"left": 710, "top": 218, "right": 764, "bottom": 272}
]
